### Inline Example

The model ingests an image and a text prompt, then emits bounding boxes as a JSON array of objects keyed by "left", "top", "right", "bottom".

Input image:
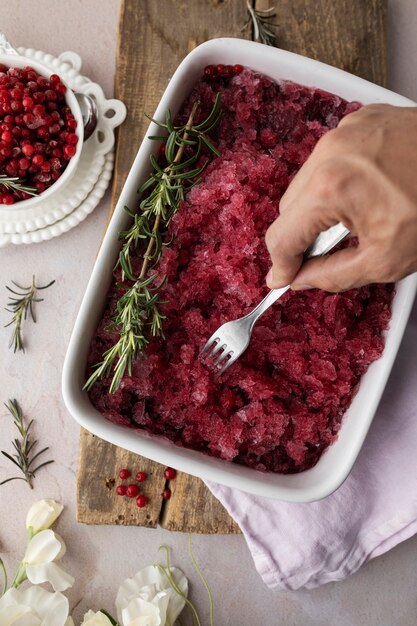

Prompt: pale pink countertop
[{"left": 1, "top": 2, "right": 417, "bottom": 625}]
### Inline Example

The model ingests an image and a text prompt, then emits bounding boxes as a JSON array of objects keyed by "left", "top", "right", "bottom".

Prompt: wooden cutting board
[{"left": 77, "top": 0, "right": 386, "bottom": 531}]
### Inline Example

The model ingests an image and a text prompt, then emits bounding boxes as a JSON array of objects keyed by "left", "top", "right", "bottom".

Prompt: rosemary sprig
[
  {"left": 4, "top": 275, "right": 55, "bottom": 352},
  {"left": 84, "top": 94, "right": 222, "bottom": 393},
  {"left": 243, "top": 0, "right": 278, "bottom": 47},
  {"left": 0, "top": 399, "right": 54, "bottom": 489},
  {"left": 0, "top": 174, "right": 38, "bottom": 196}
]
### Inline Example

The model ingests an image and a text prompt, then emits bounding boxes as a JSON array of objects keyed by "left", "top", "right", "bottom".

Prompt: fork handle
[
  {"left": 304, "top": 222, "right": 350, "bottom": 259},
  {"left": 244, "top": 222, "right": 350, "bottom": 328}
]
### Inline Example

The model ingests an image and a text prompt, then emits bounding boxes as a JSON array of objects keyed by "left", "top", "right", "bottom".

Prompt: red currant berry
[
  {"left": 36, "top": 76, "right": 48, "bottom": 88},
  {"left": 233, "top": 64, "right": 244, "bottom": 75},
  {"left": 49, "top": 123, "right": 61, "bottom": 135},
  {"left": 1, "top": 130, "right": 12, "bottom": 143},
  {"left": 55, "top": 82, "right": 67, "bottom": 95},
  {"left": 18, "top": 157, "right": 30, "bottom": 170},
  {"left": 11, "top": 100, "right": 22, "bottom": 112},
  {"left": 119, "top": 468, "right": 131, "bottom": 480},
  {"left": 44, "top": 89, "right": 57, "bottom": 102},
  {"left": 204, "top": 65, "right": 218, "bottom": 80},
  {"left": 116, "top": 485, "right": 127, "bottom": 496},
  {"left": 3, "top": 193, "right": 15, "bottom": 205},
  {"left": 216, "top": 64, "right": 225, "bottom": 74},
  {"left": 32, "top": 154, "right": 45, "bottom": 168},
  {"left": 10, "top": 88, "right": 23, "bottom": 100},
  {"left": 22, "top": 144, "right": 35, "bottom": 157},
  {"left": 66, "top": 117, "right": 77, "bottom": 130},
  {"left": 135, "top": 471, "right": 147, "bottom": 483},
  {"left": 36, "top": 126, "right": 49, "bottom": 139},
  {"left": 164, "top": 467, "right": 177, "bottom": 480},
  {"left": 32, "top": 104, "right": 45, "bottom": 116},
  {"left": 33, "top": 91, "right": 46, "bottom": 103},
  {"left": 49, "top": 74, "right": 61, "bottom": 84},
  {"left": 22, "top": 96, "right": 34, "bottom": 109},
  {"left": 63, "top": 143, "right": 76, "bottom": 159},
  {"left": 162, "top": 488, "right": 171, "bottom": 500},
  {"left": 126, "top": 484, "right": 139, "bottom": 498},
  {"left": 66, "top": 132, "right": 78, "bottom": 145},
  {"left": 136, "top": 495, "right": 149, "bottom": 508}
]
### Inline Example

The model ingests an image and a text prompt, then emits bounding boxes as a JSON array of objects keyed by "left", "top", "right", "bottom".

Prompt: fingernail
[
  {"left": 266, "top": 268, "right": 273, "bottom": 287},
  {"left": 292, "top": 283, "right": 313, "bottom": 291}
]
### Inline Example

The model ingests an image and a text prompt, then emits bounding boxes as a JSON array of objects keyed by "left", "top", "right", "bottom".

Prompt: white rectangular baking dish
[{"left": 62, "top": 38, "right": 417, "bottom": 502}]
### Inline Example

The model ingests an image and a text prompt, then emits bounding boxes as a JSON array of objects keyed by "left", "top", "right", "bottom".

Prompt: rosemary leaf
[
  {"left": 0, "top": 173, "right": 38, "bottom": 197},
  {"left": 4, "top": 276, "right": 55, "bottom": 353},
  {"left": 243, "top": 0, "right": 278, "bottom": 47},
  {"left": 0, "top": 400, "right": 54, "bottom": 489},
  {"left": 84, "top": 93, "right": 222, "bottom": 393}
]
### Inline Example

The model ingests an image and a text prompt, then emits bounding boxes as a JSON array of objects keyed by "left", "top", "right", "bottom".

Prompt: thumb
[{"left": 291, "top": 245, "right": 370, "bottom": 292}]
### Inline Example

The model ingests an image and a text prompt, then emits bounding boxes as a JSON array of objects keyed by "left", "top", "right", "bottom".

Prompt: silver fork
[{"left": 200, "top": 222, "right": 350, "bottom": 374}]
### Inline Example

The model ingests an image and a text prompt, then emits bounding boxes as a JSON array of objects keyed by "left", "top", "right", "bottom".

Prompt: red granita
[{"left": 87, "top": 68, "right": 394, "bottom": 474}]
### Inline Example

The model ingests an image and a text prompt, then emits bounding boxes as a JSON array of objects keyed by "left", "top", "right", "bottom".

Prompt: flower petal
[
  {"left": 26, "top": 500, "right": 64, "bottom": 536},
  {"left": 0, "top": 586, "right": 69, "bottom": 626},
  {"left": 122, "top": 598, "right": 161, "bottom": 626},
  {"left": 24, "top": 530, "right": 64, "bottom": 565},
  {"left": 22, "top": 586, "right": 69, "bottom": 626},
  {"left": 0, "top": 604, "right": 41, "bottom": 626},
  {"left": 115, "top": 565, "right": 187, "bottom": 626},
  {"left": 26, "top": 562, "right": 74, "bottom": 592},
  {"left": 80, "top": 609, "right": 114, "bottom": 626}
]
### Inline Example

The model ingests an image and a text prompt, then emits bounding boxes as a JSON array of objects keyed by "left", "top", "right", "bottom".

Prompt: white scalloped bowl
[
  {"left": 0, "top": 53, "right": 83, "bottom": 210},
  {"left": 63, "top": 38, "right": 417, "bottom": 502}
]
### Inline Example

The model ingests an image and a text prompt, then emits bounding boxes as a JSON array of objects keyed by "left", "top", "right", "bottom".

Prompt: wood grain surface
[{"left": 77, "top": 0, "right": 386, "bottom": 531}]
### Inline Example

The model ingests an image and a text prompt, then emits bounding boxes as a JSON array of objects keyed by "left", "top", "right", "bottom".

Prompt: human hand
[{"left": 265, "top": 104, "right": 417, "bottom": 292}]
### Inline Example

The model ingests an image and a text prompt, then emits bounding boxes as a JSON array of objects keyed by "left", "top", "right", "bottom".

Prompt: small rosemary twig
[
  {"left": 84, "top": 94, "right": 222, "bottom": 393},
  {"left": 0, "top": 174, "right": 38, "bottom": 196},
  {"left": 0, "top": 399, "right": 54, "bottom": 489},
  {"left": 4, "top": 275, "right": 55, "bottom": 352},
  {"left": 243, "top": 0, "right": 278, "bottom": 47}
]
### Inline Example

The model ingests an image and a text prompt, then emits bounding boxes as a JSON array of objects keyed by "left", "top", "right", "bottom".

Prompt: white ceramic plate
[{"left": 62, "top": 38, "right": 417, "bottom": 502}]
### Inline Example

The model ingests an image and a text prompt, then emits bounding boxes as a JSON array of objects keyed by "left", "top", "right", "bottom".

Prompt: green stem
[
  {"left": 188, "top": 534, "right": 214, "bottom": 626},
  {"left": 0, "top": 557, "right": 7, "bottom": 596},
  {"left": 12, "top": 562, "right": 27, "bottom": 588}
]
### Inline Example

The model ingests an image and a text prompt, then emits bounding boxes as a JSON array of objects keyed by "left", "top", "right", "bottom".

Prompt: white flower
[
  {"left": 26, "top": 499, "right": 64, "bottom": 537},
  {"left": 0, "top": 585, "right": 69, "bottom": 626},
  {"left": 80, "top": 609, "right": 114, "bottom": 626},
  {"left": 115, "top": 565, "right": 188, "bottom": 626},
  {"left": 23, "top": 529, "right": 74, "bottom": 592}
]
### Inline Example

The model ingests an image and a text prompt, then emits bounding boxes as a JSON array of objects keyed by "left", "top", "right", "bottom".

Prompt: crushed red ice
[{"left": 88, "top": 68, "right": 394, "bottom": 473}]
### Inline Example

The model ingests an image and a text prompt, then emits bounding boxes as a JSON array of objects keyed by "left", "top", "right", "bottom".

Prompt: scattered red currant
[
  {"left": 126, "top": 484, "right": 139, "bottom": 498},
  {"left": 119, "top": 468, "right": 131, "bottom": 479},
  {"left": 136, "top": 495, "right": 149, "bottom": 508},
  {"left": 116, "top": 485, "right": 127, "bottom": 496},
  {"left": 164, "top": 467, "right": 177, "bottom": 480},
  {"left": 136, "top": 471, "right": 147, "bottom": 483},
  {"left": 162, "top": 488, "right": 171, "bottom": 500}
]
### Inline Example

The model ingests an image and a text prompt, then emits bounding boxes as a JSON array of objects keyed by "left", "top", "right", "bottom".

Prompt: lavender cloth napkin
[{"left": 206, "top": 297, "right": 417, "bottom": 591}]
